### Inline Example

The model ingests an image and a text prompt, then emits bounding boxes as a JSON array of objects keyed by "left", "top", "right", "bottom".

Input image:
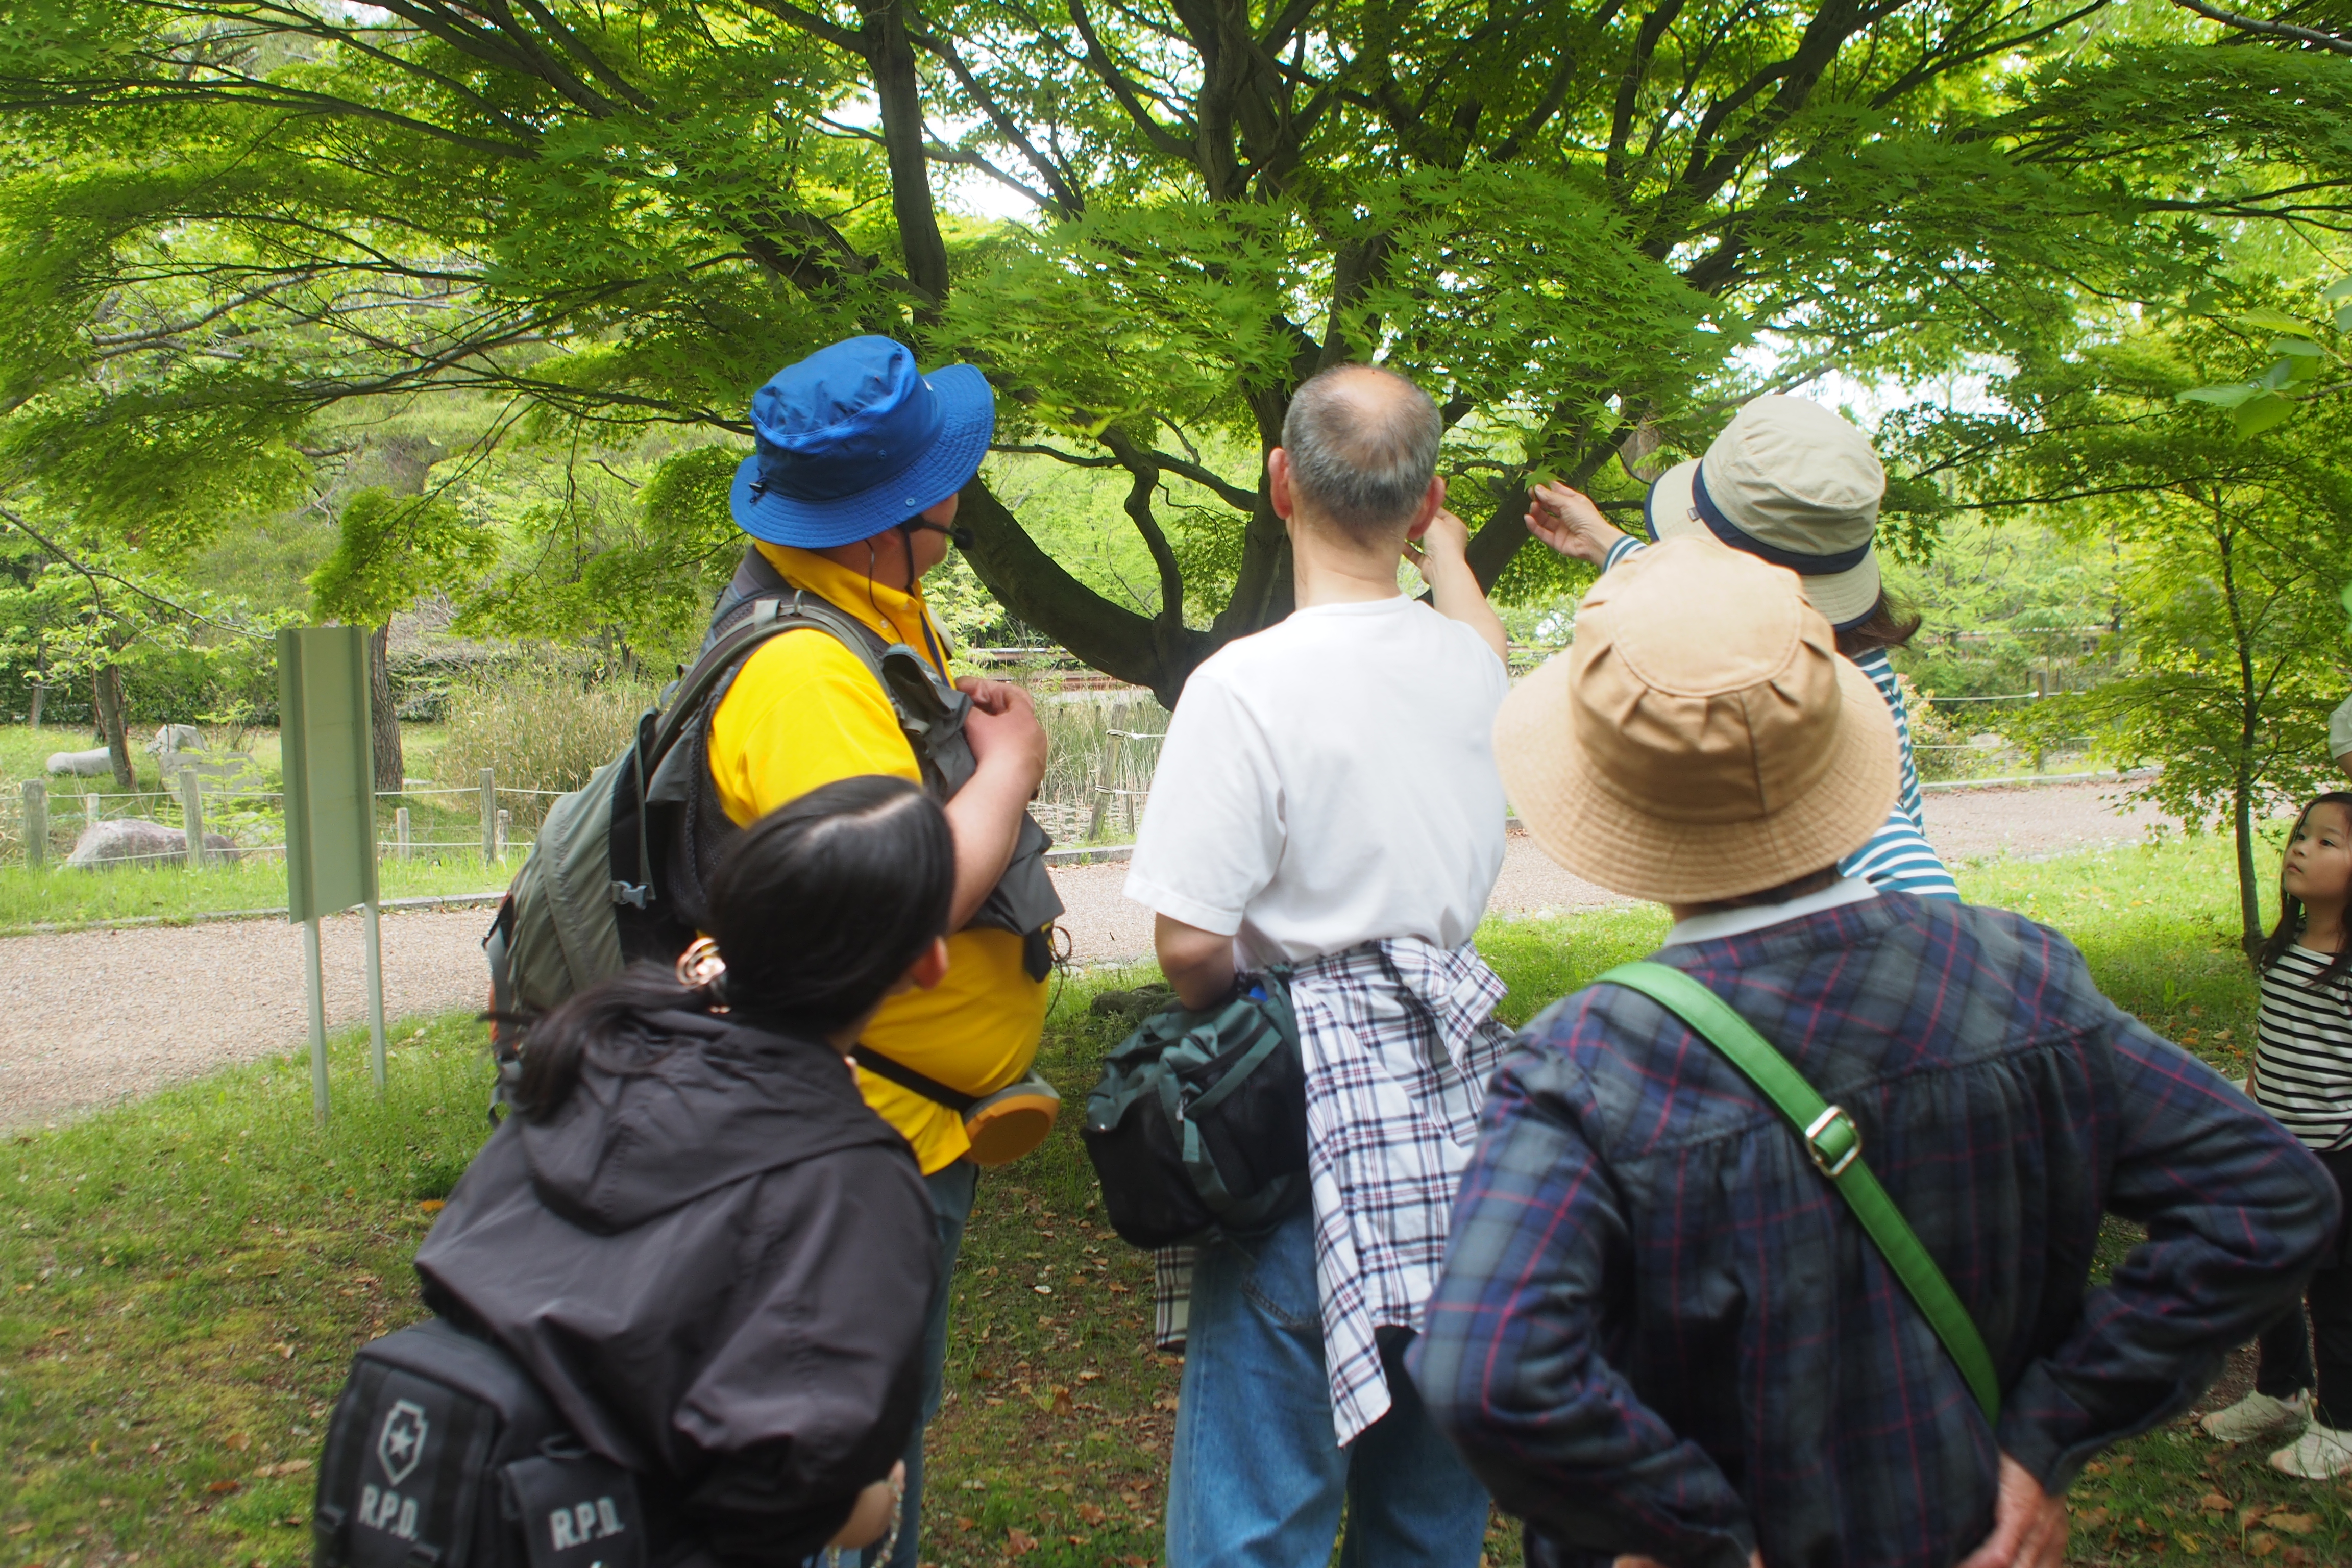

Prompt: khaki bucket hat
[
  {"left": 1495, "top": 537, "right": 1897, "bottom": 904},
  {"left": 1645, "top": 395, "right": 1886, "bottom": 629}
]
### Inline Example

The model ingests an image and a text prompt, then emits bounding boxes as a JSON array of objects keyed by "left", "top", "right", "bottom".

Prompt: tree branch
[
  {"left": 2170, "top": 0, "right": 2352, "bottom": 52},
  {"left": 0, "top": 507, "right": 270, "bottom": 640}
]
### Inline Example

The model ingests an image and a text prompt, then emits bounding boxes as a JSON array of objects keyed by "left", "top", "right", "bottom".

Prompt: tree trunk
[
  {"left": 94, "top": 663, "right": 133, "bottom": 790},
  {"left": 368, "top": 622, "right": 403, "bottom": 795},
  {"left": 958, "top": 478, "right": 1211, "bottom": 706},
  {"left": 2234, "top": 773, "right": 2265, "bottom": 960},
  {"left": 355, "top": 434, "right": 445, "bottom": 795},
  {"left": 2213, "top": 498, "right": 2267, "bottom": 960}
]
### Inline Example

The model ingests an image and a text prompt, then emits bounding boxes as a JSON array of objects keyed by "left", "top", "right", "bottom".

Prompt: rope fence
[{"left": 6, "top": 766, "right": 548, "bottom": 874}]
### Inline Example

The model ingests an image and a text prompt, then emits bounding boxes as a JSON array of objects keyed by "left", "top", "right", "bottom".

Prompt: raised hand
[{"left": 1526, "top": 481, "right": 1631, "bottom": 567}]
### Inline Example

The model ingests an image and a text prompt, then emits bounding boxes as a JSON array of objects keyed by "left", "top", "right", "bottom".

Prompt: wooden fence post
[
  {"left": 20, "top": 780, "right": 44, "bottom": 870},
  {"left": 480, "top": 768, "right": 497, "bottom": 865},
  {"left": 395, "top": 805, "right": 412, "bottom": 862},
  {"left": 495, "top": 807, "right": 512, "bottom": 864},
  {"left": 180, "top": 767, "right": 205, "bottom": 869}
]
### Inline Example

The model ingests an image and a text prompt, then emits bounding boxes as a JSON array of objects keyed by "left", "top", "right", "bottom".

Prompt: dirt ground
[{"left": 0, "top": 778, "right": 2177, "bottom": 1132}]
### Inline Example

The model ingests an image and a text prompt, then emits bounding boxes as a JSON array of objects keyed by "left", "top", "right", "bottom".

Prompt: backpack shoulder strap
[
  {"left": 1592, "top": 960, "right": 2002, "bottom": 1423},
  {"left": 646, "top": 591, "right": 891, "bottom": 778}
]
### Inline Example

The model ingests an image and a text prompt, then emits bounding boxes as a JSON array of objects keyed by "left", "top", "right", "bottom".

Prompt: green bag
[
  {"left": 1082, "top": 972, "right": 1308, "bottom": 1248},
  {"left": 1596, "top": 961, "right": 2002, "bottom": 1423}
]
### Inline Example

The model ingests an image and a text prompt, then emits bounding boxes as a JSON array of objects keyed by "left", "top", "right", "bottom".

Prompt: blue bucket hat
[{"left": 729, "top": 336, "right": 996, "bottom": 548}]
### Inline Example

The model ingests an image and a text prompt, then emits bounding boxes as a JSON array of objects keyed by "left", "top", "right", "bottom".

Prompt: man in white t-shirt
[{"left": 1123, "top": 363, "right": 1510, "bottom": 1567}]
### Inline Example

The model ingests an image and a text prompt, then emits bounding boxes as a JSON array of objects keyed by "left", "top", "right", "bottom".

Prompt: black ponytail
[{"left": 515, "top": 775, "right": 955, "bottom": 1120}]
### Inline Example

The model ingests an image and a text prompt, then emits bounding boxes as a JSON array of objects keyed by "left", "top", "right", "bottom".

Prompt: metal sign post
[{"left": 280, "top": 626, "right": 388, "bottom": 1122}]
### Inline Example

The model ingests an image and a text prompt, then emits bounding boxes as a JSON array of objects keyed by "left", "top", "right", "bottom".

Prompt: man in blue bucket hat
[
  {"left": 1520, "top": 395, "right": 1959, "bottom": 903},
  {"left": 695, "top": 335, "right": 1059, "bottom": 1568}
]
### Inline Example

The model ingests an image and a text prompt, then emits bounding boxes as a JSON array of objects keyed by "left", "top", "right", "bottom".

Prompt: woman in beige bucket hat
[
  {"left": 1497, "top": 535, "right": 1898, "bottom": 902},
  {"left": 1522, "top": 395, "right": 1956, "bottom": 900}
]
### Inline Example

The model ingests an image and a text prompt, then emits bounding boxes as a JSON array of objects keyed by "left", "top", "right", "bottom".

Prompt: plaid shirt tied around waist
[{"left": 1154, "top": 938, "right": 1513, "bottom": 1446}]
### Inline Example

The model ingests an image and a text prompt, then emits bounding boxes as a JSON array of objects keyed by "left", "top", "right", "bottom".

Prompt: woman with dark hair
[
  {"left": 1521, "top": 395, "right": 1958, "bottom": 901},
  {"left": 413, "top": 775, "right": 958, "bottom": 1564}
]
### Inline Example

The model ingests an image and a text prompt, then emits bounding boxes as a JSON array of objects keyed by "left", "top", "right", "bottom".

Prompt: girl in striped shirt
[{"left": 2203, "top": 791, "right": 2352, "bottom": 1477}]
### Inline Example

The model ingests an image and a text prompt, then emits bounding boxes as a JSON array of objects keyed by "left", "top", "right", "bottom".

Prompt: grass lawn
[
  {"left": 1, "top": 719, "right": 518, "bottom": 933},
  {"left": 4, "top": 830, "right": 2348, "bottom": 1565},
  {"left": 0, "top": 857, "right": 511, "bottom": 936}
]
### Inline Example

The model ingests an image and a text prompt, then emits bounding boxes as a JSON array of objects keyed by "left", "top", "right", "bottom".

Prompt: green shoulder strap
[{"left": 1595, "top": 961, "right": 2002, "bottom": 1423}]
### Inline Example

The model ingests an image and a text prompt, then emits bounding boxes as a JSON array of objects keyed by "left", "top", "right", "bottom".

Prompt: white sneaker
[
  {"left": 2268, "top": 1420, "right": 2352, "bottom": 1478},
  {"left": 2201, "top": 1388, "right": 2309, "bottom": 1442}
]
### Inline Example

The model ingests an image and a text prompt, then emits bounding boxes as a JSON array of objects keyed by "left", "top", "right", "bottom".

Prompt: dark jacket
[
  {"left": 413, "top": 1009, "right": 937, "bottom": 1565},
  {"left": 1414, "top": 893, "right": 2339, "bottom": 1568}
]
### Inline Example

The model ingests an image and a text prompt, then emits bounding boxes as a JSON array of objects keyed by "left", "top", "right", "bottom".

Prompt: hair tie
[{"left": 675, "top": 936, "right": 730, "bottom": 1009}]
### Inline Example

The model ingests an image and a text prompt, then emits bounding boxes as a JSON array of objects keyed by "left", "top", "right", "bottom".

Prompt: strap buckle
[{"left": 1804, "top": 1104, "right": 1861, "bottom": 1179}]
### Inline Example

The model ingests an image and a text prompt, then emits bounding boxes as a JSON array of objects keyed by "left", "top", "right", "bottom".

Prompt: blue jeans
[
  {"left": 1166, "top": 1202, "right": 1489, "bottom": 1567},
  {"left": 857, "top": 1158, "right": 977, "bottom": 1568}
]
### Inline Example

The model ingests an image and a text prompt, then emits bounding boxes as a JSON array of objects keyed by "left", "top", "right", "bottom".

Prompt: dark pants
[{"left": 2255, "top": 1148, "right": 2352, "bottom": 1427}]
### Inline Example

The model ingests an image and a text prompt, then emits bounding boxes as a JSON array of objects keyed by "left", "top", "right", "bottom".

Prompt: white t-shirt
[
  {"left": 1124, "top": 596, "right": 1510, "bottom": 966},
  {"left": 2331, "top": 693, "right": 2352, "bottom": 762}
]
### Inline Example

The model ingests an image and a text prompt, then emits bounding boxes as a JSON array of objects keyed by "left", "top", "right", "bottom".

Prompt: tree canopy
[{"left": 2, "top": 0, "right": 2349, "bottom": 700}]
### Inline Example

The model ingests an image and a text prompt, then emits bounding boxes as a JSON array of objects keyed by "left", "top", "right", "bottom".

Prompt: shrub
[{"left": 434, "top": 673, "right": 652, "bottom": 825}]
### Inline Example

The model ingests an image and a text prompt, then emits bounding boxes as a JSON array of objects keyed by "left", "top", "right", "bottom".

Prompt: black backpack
[
  {"left": 1081, "top": 972, "right": 1309, "bottom": 1248},
  {"left": 313, "top": 1316, "right": 674, "bottom": 1568}
]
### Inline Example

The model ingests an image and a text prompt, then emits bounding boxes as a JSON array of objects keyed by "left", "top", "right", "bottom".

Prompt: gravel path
[{"left": 0, "top": 778, "right": 2177, "bottom": 1131}]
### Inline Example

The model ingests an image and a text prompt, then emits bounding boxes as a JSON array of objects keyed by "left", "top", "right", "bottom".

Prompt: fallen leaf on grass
[
  {"left": 2243, "top": 1504, "right": 2271, "bottom": 1526},
  {"left": 224, "top": 1433, "right": 251, "bottom": 1452},
  {"left": 2249, "top": 1532, "right": 2278, "bottom": 1558},
  {"left": 7, "top": 1523, "right": 33, "bottom": 1536},
  {"left": 1075, "top": 1504, "right": 1106, "bottom": 1526},
  {"left": 1006, "top": 1527, "right": 1038, "bottom": 1555},
  {"left": 2199, "top": 1492, "right": 2230, "bottom": 1512},
  {"left": 255, "top": 1459, "right": 312, "bottom": 1478},
  {"left": 1077, "top": 1369, "right": 1102, "bottom": 1382},
  {"left": 2266, "top": 1512, "right": 2318, "bottom": 1535},
  {"left": 206, "top": 1480, "right": 240, "bottom": 1496},
  {"left": 1152, "top": 1395, "right": 1179, "bottom": 1412},
  {"left": 2084, "top": 1461, "right": 2109, "bottom": 1476},
  {"left": 2075, "top": 1507, "right": 2109, "bottom": 1529},
  {"left": 419, "top": 1200, "right": 444, "bottom": 1212}
]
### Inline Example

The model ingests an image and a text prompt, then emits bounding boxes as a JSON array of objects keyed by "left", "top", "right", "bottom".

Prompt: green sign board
[
  {"left": 279, "top": 626, "right": 378, "bottom": 923},
  {"left": 279, "top": 626, "right": 388, "bottom": 1121}
]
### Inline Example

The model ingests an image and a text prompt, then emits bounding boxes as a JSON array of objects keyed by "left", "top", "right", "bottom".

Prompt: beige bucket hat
[
  {"left": 1495, "top": 537, "right": 1897, "bottom": 904},
  {"left": 1645, "top": 395, "right": 1886, "bottom": 629}
]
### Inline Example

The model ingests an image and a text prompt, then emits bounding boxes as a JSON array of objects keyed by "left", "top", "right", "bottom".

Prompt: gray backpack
[{"left": 484, "top": 559, "right": 1063, "bottom": 1092}]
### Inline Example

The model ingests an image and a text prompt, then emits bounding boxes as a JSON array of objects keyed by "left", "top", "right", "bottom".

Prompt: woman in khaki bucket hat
[
  {"left": 1496, "top": 535, "right": 1897, "bottom": 902},
  {"left": 1522, "top": 395, "right": 1956, "bottom": 901}
]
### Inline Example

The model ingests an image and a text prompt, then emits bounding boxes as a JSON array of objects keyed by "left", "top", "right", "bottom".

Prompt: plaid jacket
[{"left": 1411, "top": 893, "right": 2337, "bottom": 1568}]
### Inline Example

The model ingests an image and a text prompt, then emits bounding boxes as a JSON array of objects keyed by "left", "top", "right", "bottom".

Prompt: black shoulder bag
[{"left": 313, "top": 1316, "right": 674, "bottom": 1568}]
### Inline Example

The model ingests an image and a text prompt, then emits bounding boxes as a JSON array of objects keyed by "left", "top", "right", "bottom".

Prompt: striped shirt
[
  {"left": 1599, "top": 537, "right": 1959, "bottom": 900},
  {"left": 2255, "top": 944, "right": 2352, "bottom": 1152}
]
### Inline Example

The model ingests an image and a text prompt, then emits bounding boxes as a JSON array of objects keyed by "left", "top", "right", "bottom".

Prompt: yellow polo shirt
[{"left": 706, "top": 543, "right": 1049, "bottom": 1172}]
